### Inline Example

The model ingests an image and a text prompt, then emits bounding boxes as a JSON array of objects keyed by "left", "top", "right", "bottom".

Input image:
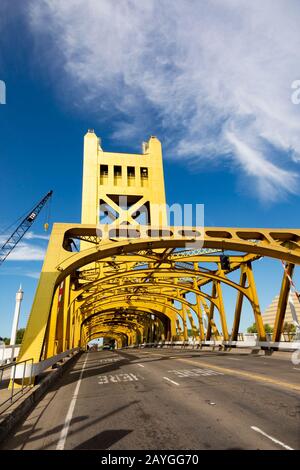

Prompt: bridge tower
[
  {"left": 81, "top": 130, "right": 167, "bottom": 228},
  {"left": 80, "top": 130, "right": 172, "bottom": 344}
]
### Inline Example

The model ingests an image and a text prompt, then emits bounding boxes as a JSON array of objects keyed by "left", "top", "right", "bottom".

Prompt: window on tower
[
  {"left": 100, "top": 165, "right": 108, "bottom": 185},
  {"left": 114, "top": 166, "right": 122, "bottom": 186},
  {"left": 127, "top": 166, "right": 135, "bottom": 186},
  {"left": 140, "top": 167, "right": 148, "bottom": 187}
]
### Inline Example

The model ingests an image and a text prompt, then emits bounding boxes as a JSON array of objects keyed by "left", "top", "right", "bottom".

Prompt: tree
[
  {"left": 264, "top": 323, "right": 273, "bottom": 334},
  {"left": 283, "top": 322, "right": 296, "bottom": 333},
  {"left": 282, "top": 322, "right": 296, "bottom": 340},
  {"left": 247, "top": 323, "right": 257, "bottom": 333},
  {"left": 0, "top": 337, "right": 10, "bottom": 345},
  {"left": 16, "top": 328, "right": 25, "bottom": 344},
  {"left": 187, "top": 329, "right": 195, "bottom": 337},
  {"left": 0, "top": 328, "right": 25, "bottom": 346},
  {"left": 247, "top": 322, "right": 273, "bottom": 333}
]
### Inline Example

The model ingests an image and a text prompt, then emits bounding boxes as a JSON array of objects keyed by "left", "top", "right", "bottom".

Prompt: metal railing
[
  {"left": 127, "top": 337, "right": 300, "bottom": 352},
  {"left": 0, "top": 358, "right": 33, "bottom": 414}
]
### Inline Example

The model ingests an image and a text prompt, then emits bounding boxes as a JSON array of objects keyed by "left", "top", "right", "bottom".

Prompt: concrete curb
[{"left": 0, "top": 350, "right": 82, "bottom": 445}]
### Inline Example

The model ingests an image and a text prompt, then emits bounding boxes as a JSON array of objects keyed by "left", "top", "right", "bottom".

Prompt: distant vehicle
[{"left": 102, "top": 345, "right": 111, "bottom": 350}]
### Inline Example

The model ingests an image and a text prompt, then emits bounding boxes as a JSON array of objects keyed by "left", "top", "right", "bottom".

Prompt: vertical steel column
[
  {"left": 200, "top": 296, "right": 220, "bottom": 339},
  {"left": 206, "top": 282, "right": 216, "bottom": 340},
  {"left": 246, "top": 262, "right": 266, "bottom": 341},
  {"left": 231, "top": 265, "right": 247, "bottom": 341},
  {"left": 187, "top": 309, "right": 199, "bottom": 339},
  {"left": 182, "top": 304, "right": 189, "bottom": 341},
  {"left": 45, "top": 288, "right": 60, "bottom": 358},
  {"left": 215, "top": 277, "right": 229, "bottom": 341},
  {"left": 272, "top": 263, "right": 295, "bottom": 342},
  {"left": 194, "top": 269, "right": 205, "bottom": 340},
  {"left": 196, "top": 293, "right": 205, "bottom": 341},
  {"left": 62, "top": 276, "right": 71, "bottom": 351}
]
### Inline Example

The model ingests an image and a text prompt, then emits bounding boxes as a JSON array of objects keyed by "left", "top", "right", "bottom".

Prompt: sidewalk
[{"left": 0, "top": 352, "right": 81, "bottom": 444}]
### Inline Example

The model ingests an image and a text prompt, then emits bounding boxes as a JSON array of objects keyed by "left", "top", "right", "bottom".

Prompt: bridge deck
[{"left": 1, "top": 349, "right": 299, "bottom": 450}]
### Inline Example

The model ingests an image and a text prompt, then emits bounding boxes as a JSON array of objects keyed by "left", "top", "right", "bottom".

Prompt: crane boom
[{"left": 0, "top": 190, "right": 53, "bottom": 266}]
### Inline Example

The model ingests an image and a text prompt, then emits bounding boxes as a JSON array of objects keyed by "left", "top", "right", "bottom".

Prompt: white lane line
[
  {"left": 56, "top": 354, "right": 88, "bottom": 450},
  {"left": 250, "top": 426, "right": 293, "bottom": 450},
  {"left": 137, "top": 364, "right": 145, "bottom": 368},
  {"left": 227, "top": 357, "right": 241, "bottom": 361},
  {"left": 163, "top": 376, "right": 180, "bottom": 386},
  {"left": 293, "top": 367, "right": 300, "bottom": 371}
]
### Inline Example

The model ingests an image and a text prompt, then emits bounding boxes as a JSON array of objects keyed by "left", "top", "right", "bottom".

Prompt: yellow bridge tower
[{"left": 82, "top": 130, "right": 167, "bottom": 227}]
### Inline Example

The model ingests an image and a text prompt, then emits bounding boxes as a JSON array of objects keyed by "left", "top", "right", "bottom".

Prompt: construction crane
[{"left": 0, "top": 190, "right": 53, "bottom": 266}]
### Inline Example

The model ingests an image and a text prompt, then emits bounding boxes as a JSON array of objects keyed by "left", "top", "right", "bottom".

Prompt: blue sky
[{"left": 0, "top": 1, "right": 300, "bottom": 337}]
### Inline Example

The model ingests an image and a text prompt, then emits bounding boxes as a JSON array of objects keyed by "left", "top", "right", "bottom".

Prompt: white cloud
[
  {"left": 0, "top": 233, "right": 47, "bottom": 261},
  {"left": 24, "top": 271, "right": 41, "bottom": 279},
  {"left": 27, "top": 0, "right": 300, "bottom": 200},
  {"left": 0, "top": 267, "right": 41, "bottom": 278},
  {"left": 4, "top": 242, "right": 46, "bottom": 261},
  {"left": 23, "top": 231, "right": 50, "bottom": 241},
  {"left": 226, "top": 131, "right": 298, "bottom": 201}
]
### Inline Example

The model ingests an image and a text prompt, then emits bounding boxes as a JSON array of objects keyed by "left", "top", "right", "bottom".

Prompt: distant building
[{"left": 262, "top": 292, "right": 300, "bottom": 326}]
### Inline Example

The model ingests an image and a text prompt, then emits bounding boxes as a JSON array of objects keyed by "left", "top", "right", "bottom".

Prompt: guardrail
[
  {"left": 125, "top": 339, "right": 300, "bottom": 352},
  {"left": 0, "top": 348, "right": 81, "bottom": 415},
  {"left": 0, "top": 358, "right": 33, "bottom": 415},
  {"left": 11, "top": 347, "right": 81, "bottom": 380}
]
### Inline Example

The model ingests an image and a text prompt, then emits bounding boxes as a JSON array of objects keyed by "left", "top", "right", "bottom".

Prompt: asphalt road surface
[{"left": 1, "top": 348, "right": 300, "bottom": 450}]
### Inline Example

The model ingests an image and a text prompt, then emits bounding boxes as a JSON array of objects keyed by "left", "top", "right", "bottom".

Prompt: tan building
[{"left": 262, "top": 292, "right": 300, "bottom": 327}]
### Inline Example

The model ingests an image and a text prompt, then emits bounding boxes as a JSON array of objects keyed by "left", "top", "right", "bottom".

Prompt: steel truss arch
[{"left": 16, "top": 223, "right": 300, "bottom": 371}]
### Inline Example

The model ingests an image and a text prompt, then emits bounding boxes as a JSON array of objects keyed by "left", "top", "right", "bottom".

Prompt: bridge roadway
[{"left": 1, "top": 348, "right": 299, "bottom": 450}]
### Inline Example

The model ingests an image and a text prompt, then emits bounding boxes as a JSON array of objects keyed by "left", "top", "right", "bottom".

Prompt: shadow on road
[
  {"left": 2, "top": 399, "right": 139, "bottom": 450},
  {"left": 74, "top": 429, "right": 132, "bottom": 450}
]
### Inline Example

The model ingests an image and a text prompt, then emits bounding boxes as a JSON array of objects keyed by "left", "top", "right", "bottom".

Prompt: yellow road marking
[
  {"left": 129, "top": 350, "right": 300, "bottom": 392},
  {"left": 174, "top": 357, "right": 300, "bottom": 392}
]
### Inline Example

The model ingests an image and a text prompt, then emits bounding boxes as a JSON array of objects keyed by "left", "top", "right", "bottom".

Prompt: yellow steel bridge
[{"left": 16, "top": 131, "right": 300, "bottom": 381}]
